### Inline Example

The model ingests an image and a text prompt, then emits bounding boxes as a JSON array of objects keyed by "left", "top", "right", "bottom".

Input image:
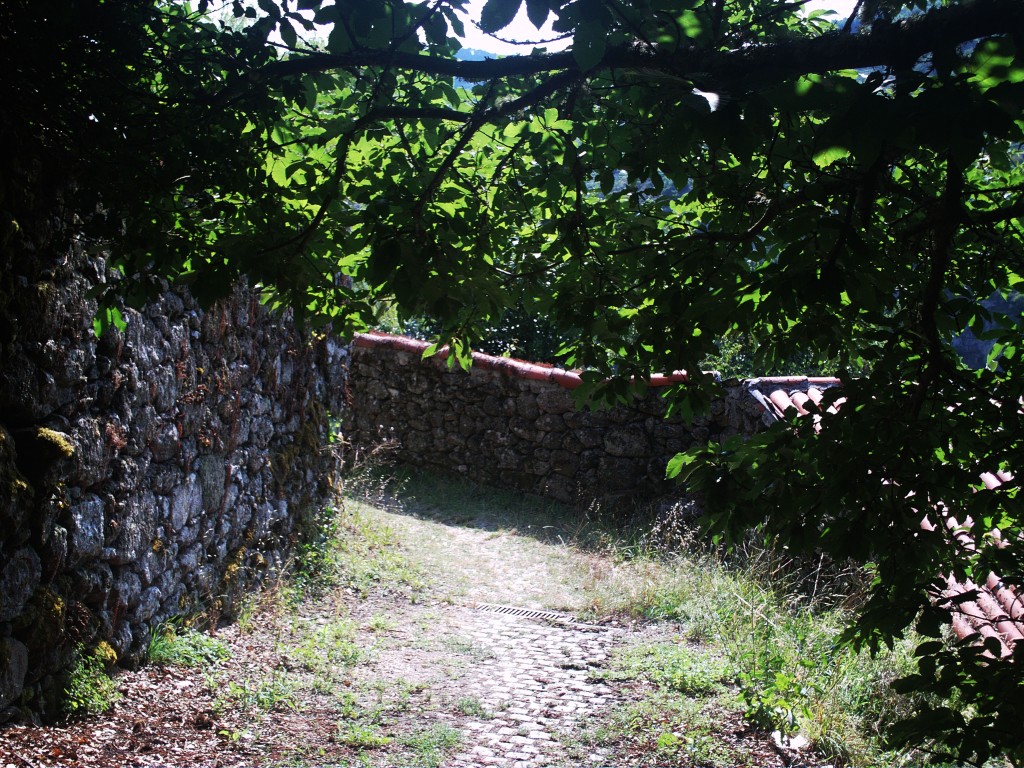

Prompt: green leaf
[
  {"left": 525, "top": 0, "right": 549, "bottom": 28},
  {"left": 573, "top": 20, "right": 606, "bottom": 71},
  {"left": 279, "top": 18, "right": 297, "bottom": 48},
  {"left": 914, "top": 641, "right": 945, "bottom": 657},
  {"left": 965, "top": 36, "right": 1024, "bottom": 91},
  {"left": 479, "top": 0, "right": 522, "bottom": 33},
  {"left": 327, "top": 23, "right": 353, "bottom": 54},
  {"left": 92, "top": 307, "right": 127, "bottom": 338},
  {"left": 257, "top": 0, "right": 280, "bottom": 19},
  {"left": 812, "top": 145, "right": 850, "bottom": 168},
  {"left": 676, "top": 9, "right": 708, "bottom": 42},
  {"left": 665, "top": 451, "right": 696, "bottom": 479}
]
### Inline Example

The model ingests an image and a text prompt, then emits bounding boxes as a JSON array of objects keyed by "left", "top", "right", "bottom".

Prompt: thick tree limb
[
  {"left": 257, "top": 0, "right": 1023, "bottom": 92},
  {"left": 968, "top": 199, "right": 1024, "bottom": 226}
]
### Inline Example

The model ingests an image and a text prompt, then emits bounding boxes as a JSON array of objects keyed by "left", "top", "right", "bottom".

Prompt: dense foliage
[{"left": 5, "top": 0, "right": 1023, "bottom": 761}]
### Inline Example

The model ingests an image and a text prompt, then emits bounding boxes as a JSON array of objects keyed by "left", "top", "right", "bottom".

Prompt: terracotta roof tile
[{"left": 353, "top": 331, "right": 692, "bottom": 389}]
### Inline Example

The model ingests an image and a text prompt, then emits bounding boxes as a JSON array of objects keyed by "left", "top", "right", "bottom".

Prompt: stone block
[
  {"left": 596, "top": 456, "right": 640, "bottom": 491},
  {"left": 0, "top": 638, "right": 28, "bottom": 710},
  {"left": 112, "top": 570, "right": 142, "bottom": 611},
  {"left": 516, "top": 396, "right": 540, "bottom": 420},
  {"left": 150, "top": 421, "right": 180, "bottom": 463},
  {"left": 197, "top": 456, "right": 226, "bottom": 512},
  {"left": 108, "top": 490, "right": 157, "bottom": 565},
  {"left": 67, "top": 495, "right": 105, "bottom": 561},
  {"left": 509, "top": 417, "right": 540, "bottom": 442},
  {"left": 170, "top": 473, "right": 203, "bottom": 531},
  {"left": 603, "top": 427, "right": 651, "bottom": 458},
  {"left": 0, "top": 549, "right": 41, "bottom": 622},
  {"left": 536, "top": 389, "right": 572, "bottom": 414},
  {"left": 536, "top": 413, "right": 566, "bottom": 433}
]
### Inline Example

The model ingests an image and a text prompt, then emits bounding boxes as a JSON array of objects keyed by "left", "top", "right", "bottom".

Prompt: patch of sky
[{"left": 455, "top": 0, "right": 859, "bottom": 56}]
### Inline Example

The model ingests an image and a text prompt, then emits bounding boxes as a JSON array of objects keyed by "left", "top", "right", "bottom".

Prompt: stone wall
[
  {"left": 346, "top": 333, "right": 768, "bottom": 505},
  {"left": 0, "top": 194, "right": 346, "bottom": 721}
]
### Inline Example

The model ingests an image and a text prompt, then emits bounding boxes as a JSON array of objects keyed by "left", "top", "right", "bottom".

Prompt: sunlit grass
[
  {"left": 147, "top": 623, "right": 231, "bottom": 668},
  {"left": 379, "top": 469, "right": 921, "bottom": 767}
]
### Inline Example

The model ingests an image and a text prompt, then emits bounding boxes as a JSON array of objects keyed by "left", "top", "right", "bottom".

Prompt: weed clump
[
  {"left": 582, "top": 511, "right": 920, "bottom": 766},
  {"left": 147, "top": 622, "right": 230, "bottom": 668},
  {"left": 64, "top": 644, "right": 120, "bottom": 716}
]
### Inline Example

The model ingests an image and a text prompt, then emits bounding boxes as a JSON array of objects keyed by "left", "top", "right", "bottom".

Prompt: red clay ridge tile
[{"left": 353, "top": 332, "right": 691, "bottom": 390}]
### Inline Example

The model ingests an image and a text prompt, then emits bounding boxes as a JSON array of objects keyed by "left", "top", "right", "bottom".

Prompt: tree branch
[
  {"left": 912, "top": 155, "right": 964, "bottom": 418},
  {"left": 253, "top": 0, "right": 1023, "bottom": 93},
  {"left": 364, "top": 105, "right": 471, "bottom": 123},
  {"left": 411, "top": 72, "right": 578, "bottom": 226},
  {"left": 968, "top": 199, "right": 1024, "bottom": 227}
]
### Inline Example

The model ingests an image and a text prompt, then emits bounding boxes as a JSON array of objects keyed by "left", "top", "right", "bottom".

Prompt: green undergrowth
[
  {"left": 64, "top": 644, "right": 121, "bottom": 717},
  {"left": 330, "top": 678, "right": 456, "bottom": 767},
  {"left": 148, "top": 622, "right": 231, "bottom": 668},
  {"left": 291, "top": 499, "right": 426, "bottom": 601},
  {"left": 377, "top": 469, "right": 923, "bottom": 767},
  {"left": 285, "top": 615, "right": 363, "bottom": 681},
  {"left": 215, "top": 670, "right": 303, "bottom": 714},
  {"left": 583, "top": 642, "right": 756, "bottom": 767},
  {"left": 584, "top": 539, "right": 921, "bottom": 767},
  {"left": 193, "top": 479, "right": 429, "bottom": 746},
  {"left": 569, "top": 688, "right": 756, "bottom": 768}
]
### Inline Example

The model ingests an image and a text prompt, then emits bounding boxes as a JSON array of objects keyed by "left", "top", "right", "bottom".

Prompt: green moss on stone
[{"left": 34, "top": 428, "right": 75, "bottom": 458}]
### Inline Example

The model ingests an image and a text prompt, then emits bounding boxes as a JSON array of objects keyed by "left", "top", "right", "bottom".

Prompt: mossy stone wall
[
  {"left": 0, "top": 187, "right": 346, "bottom": 722},
  {"left": 346, "top": 337, "right": 768, "bottom": 505}
]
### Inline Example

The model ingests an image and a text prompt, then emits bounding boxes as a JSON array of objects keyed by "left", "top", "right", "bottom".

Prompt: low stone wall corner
[{"left": 346, "top": 333, "right": 765, "bottom": 505}]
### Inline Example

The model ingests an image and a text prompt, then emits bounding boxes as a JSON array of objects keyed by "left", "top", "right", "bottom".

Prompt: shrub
[{"left": 64, "top": 645, "right": 120, "bottom": 716}]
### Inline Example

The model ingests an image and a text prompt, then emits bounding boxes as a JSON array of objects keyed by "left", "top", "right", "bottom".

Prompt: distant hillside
[
  {"left": 456, "top": 48, "right": 492, "bottom": 61},
  {"left": 953, "top": 292, "right": 1024, "bottom": 369}
]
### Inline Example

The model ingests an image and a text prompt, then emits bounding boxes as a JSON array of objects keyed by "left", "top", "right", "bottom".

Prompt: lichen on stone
[{"left": 34, "top": 428, "right": 76, "bottom": 458}]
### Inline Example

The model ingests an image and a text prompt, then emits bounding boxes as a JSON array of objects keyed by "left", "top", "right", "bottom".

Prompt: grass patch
[
  {"left": 399, "top": 723, "right": 461, "bottom": 767},
  {"left": 455, "top": 695, "right": 493, "bottom": 718},
  {"left": 335, "top": 721, "right": 393, "bottom": 749},
  {"left": 286, "top": 616, "right": 362, "bottom": 674},
  {"left": 216, "top": 670, "right": 302, "bottom": 713},
  {"left": 366, "top": 613, "right": 396, "bottom": 632},
  {"left": 570, "top": 691, "right": 752, "bottom": 768},
  {"left": 583, "top": 537, "right": 920, "bottom": 766},
  {"left": 292, "top": 500, "right": 425, "bottom": 601},
  {"left": 147, "top": 623, "right": 230, "bottom": 668},
  {"left": 605, "top": 642, "right": 731, "bottom": 697},
  {"left": 329, "top": 680, "right": 452, "bottom": 764},
  {"left": 363, "top": 677, "right": 431, "bottom": 715},
  {"left": 334, "top": 501, "right": 426, "bottom": 597}
]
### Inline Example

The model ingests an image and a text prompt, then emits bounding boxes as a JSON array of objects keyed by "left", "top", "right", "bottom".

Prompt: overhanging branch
[{"left": 254, "top": 0, "right": 1023, "bottom": 93}]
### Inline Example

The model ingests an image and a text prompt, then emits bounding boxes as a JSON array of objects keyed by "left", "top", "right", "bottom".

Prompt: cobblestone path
[
  {"left": 446, "top": 605, "right": 623, "bottom": 767},
  {"left": 0, "top": 482, "right": 796, "bottom": 768}
]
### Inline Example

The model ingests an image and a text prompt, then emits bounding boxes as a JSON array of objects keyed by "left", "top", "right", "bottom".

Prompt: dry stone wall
[
  {"left": 346, "top": 333, "right": 767, "bottom": 505},
  {"left": 0, "top": 192, "right": 346, "bottom": 722}
]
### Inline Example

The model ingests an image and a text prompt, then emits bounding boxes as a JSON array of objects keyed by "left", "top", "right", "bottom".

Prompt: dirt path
[
  {"left": 332, "top": 499, "right": 646, "bottom": 768},
  {"left": 0, "top": 480, "right": 789, "bottom": 767}
]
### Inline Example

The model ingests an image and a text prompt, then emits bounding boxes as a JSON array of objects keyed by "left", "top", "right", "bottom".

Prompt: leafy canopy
[{"left": 4, "top": 0, "right": 1024, "bottom": 762}]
